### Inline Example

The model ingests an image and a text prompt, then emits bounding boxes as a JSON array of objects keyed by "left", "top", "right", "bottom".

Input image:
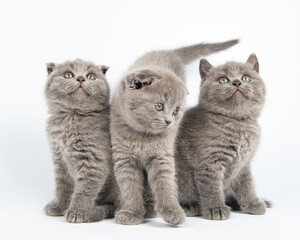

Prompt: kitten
[
  {"left": 44, "top": 59, "right": 116, "bottom": 223},
  {"left": 175, "top": 54, "right": 267, "bottom": 220},
  {"left": 110, "top": 39, "right": 239, "bottom": 225}
]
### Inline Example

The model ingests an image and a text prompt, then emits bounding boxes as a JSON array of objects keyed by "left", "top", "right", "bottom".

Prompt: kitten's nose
[
  {"left": 165, "top": 120, "right": 172, "bottom": 126},
  {"left": 77, "top": 76, "right": 85, "bottom": 84},
  {"left": 232, "top": 80, "right": 241, "bottom": 87}
]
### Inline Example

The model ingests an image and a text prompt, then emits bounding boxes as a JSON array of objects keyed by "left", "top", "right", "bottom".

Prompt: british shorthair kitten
[
  {"left": 176, "top": 54, "right": 268, "bottom": 220},
  {"left": 44, "top": 59, "right": 117, "bottom": 223},
  {"left": 110, "top": 40, "right": 238, "bottom": 225}
]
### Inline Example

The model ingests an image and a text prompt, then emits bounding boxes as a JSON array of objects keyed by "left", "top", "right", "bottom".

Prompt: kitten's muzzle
[{"left": 77, "top": 76, "right": 86, "bottom": 84}]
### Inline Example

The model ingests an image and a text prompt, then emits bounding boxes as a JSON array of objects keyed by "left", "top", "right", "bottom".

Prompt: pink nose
[{"left": 77, "top": 76, "right": 85, "bottom": 84}]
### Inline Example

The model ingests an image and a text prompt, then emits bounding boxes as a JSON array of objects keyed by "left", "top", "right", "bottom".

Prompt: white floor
[{"left": 0, "top": 195, "right": 297, "bottom": 240}]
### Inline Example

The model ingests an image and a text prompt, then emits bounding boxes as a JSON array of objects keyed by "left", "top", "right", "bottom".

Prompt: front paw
[
  {"left": 115, "top": 210, "right": 144, "bottom": 225},
  {"left": 242, "top": 199, "right": 266, "bottom": 215},
  {"left": 157, "top": 204, "right": 185, "bottom": 225},
  {"left": 65, "top": 209, "right": 94, "bottom": 223},
  {"left": 202, "top": 206, "right": 230, "bottom": 220},
  {"left": 44, "top": 201, "right": 65, "bottom": 216}
]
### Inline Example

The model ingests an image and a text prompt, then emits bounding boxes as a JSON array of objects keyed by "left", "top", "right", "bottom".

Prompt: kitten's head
[
  {"left": 45, "top": 59, "right": 110, "bottom": 113},
  {"left": 119, "top": 69, "right": 188, "bottom": 134},
  {"left": 199, "top": 54, "right": 266, "bottom": 118}
]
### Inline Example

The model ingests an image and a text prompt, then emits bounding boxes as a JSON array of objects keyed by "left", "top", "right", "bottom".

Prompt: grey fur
[
  {"left": 176, "top": 54, "right": 267, "bottom": 220},
  {"left": 44, "top": 59, "right": 117, "bottom": 223},
  {"left": 110, "top": 40, "right": 238, "bottom": 225}
]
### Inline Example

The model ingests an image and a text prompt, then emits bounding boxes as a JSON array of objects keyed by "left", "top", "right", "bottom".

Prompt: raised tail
[{"left": 174, "top": 39, "right": 239, "bottom": 65}]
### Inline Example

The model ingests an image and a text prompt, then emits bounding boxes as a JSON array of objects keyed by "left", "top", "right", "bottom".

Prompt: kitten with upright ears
[
  {"left": 110, "top": 39, "right": 239, "bottom": 225},
  {"left": 175, "top": 54, "right": 268, "bottom": 220},
  {"left": 44, "top": 59, "right": 117, "bottom": 223}
]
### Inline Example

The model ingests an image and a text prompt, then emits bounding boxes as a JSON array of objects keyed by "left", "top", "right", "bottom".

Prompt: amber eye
[
  {"left": 218, "top": 77, "right": 229, "bottom": 84},
  {"left": 86, "top": 73, "right": 96, "bottom": 80},
  {"left": 241, "top": 75, "right": 251, "bottom": 82},
  {"left": 173, "top": 107, "right": 179, "bottom": 116},
  {"left": 155, "top": 103, "right": 164, "bottom": 111},
  {"left": 64, "top": 72, "right": 74, "bottom": 79}
]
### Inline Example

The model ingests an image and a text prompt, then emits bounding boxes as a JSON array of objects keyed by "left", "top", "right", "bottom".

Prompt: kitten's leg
[
  {"left": 231, "top": 165, "right": 266, "bottom": 215},
  {"left": 44, "top": 148, "right": 74, "bottom": 216},
  {"left": 195, "top": 164, "right": 230, "bottom": 220},
  {"left": 145, "top": 155, "right": 185, "bottom": 225},
  {"left": 114, "top": 157, "right": 145, "bottom": 225},
  {"left": 88, "top": 203, "right": 115, "bottom": 221},
  {"left": 143, "top": 179, "right": 156, "bottom": 218},
  {"left": 144, "top": 200, "right": 156, "bottom": 218},
  {"left": 65, "top": 157, "right": 109, "bottom": 223}
]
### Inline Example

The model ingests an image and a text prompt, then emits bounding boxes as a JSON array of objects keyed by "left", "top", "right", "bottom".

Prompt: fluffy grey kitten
[
  {"left": 44, "top": 59, "right": 116, "bottom": 223},
  {"left": 176, "top": 54, "right": 268, "bottom": 220},
  {"left": 110, "top": 40, "right": 238, "bottom": 225}
]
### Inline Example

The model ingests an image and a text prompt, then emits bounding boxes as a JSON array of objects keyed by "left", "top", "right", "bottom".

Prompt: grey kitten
[
  {"left": 175, "top": 54, "right": 267, "bottom": 220},
  {"left": 110, "top": 40, "right": 238, "bottom": 225},
  {"left": 44, "top": 59, "right": 116, "bottom": 223}
]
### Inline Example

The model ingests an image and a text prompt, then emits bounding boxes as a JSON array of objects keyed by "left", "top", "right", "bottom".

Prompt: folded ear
[
  {"left": 126, "top": 70, "right": 161, "bottom": 90},
  {"left": 199, "top": 58, "right": 213, "bottom": 82},
  {"left": 100, "top": 65, "right": 109, "bottom": 75},
  {"left": 246, "top": 53, "right": 259, "bottom": 73},
  {"left": 46, "top": 63, "right": 56, "bottom": 75}
]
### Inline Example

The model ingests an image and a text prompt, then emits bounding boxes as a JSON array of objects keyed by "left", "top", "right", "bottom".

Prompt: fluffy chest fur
[
  {"left": 110, "top": 119, "right": 175, "bottom": 163},
  {"left": 47, "top": 110, "right": 110, "bottom": 159},
  {"left": 177, "top": 108, "right": 260, "bottom": 188}
]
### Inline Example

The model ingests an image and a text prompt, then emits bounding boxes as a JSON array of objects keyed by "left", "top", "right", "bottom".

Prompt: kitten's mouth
[
  {"left": 74, "top": 85, "right": 89, "bottom": 95},
  {"left": 226, "top": 88, "right": 245, "bottom": 100},
  {"left": 234, "top": 88, "right": 244, "bottom": 95},
  {"left": 77, "top": 85, "right": 85, "bottom": 91}
]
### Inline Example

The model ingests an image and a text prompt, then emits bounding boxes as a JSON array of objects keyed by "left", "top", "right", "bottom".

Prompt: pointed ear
[
  {"left": 100, "top": 65, "right": 109, "bottom": 75},
  {"left": 199, "top": 58, "right": 213, "bottom": 81},
  {"left": 126, "top": 70, "right": 160, "bottom": 90},
  {"left": 246, "top": 54, "right": 259, "bottom": 73},
  {"left": 46, "top": 63, "right": 56, "bottom": 75}
]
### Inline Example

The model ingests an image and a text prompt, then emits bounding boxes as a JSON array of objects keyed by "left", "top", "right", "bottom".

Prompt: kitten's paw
[
  {"left": 242, "top": 199, "right": 266, "bottom": 215},
  {"left": 157, "top": 205, "right": 185, "bottom": 225},
  {"left": 44, "top": 201, "right": 64, "bottom": 216},
  {"left": 181, "top": 203, "right": 200, "bottom": 217},
  {"left": 115, "top": 211, "right": 144, "bottom": 225},
  {"left": 202, "top": 206, "right": 230, "bottom": 220},
  {"left": 65, "top": 209, "right": 95, "bottom": 223}
]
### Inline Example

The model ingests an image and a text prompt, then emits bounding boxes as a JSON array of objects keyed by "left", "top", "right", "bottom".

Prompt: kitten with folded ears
[{"left": 110, "top": 40, "right": 238, "bottom": 225}]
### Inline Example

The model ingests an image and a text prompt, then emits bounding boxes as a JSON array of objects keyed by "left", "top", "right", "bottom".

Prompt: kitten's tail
[
  {"left": 225, "top": 194, "right": 272, "bottom": 211},
  {"left": 174, "top": 39, "right": 239, "bottom": 65}
]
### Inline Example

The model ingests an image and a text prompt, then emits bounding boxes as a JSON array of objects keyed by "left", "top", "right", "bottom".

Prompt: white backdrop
[{"left": 0, "top": 0, "right": 299, "bottom": 240}]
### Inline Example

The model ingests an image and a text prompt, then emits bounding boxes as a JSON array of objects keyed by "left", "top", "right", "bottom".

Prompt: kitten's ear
[
  {"left": 46, "top": 63, "right": 56, "bottom": 75},
  {"left": 199, "top": 58, "right": 213, "bottom": 81},
  {"left": 126, "top": 70, "right": 160, "bottom": 90},
  {"left": 246, "top": 54, "right": 259, "bottom": 73},
  {"left": 100, "top": 65, "right": 109, "bottom": 75}
]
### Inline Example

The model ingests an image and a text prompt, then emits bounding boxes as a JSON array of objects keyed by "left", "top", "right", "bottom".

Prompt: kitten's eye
[
  {"left": 241, "top": 75, "right": 251, "bottom": 82},
  {"left": 218, "top": 77, "right": 229, "bottom": 84},
  {"left": 64, "top": 72, "right": 74, "bottom": 79},
  {"left": 154, "top": 103, "right": 164, "bottom": 111},
  {"left": 173, "top": 107, "right": 179, "bottom": 116},
  {"left": 87, "top": 73, "right": 96, "bottom": 80}
]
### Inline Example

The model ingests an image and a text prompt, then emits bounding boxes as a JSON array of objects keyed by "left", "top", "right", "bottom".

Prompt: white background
[{"left": 0, "top": 0, "right": 299, "bottom": 239}]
